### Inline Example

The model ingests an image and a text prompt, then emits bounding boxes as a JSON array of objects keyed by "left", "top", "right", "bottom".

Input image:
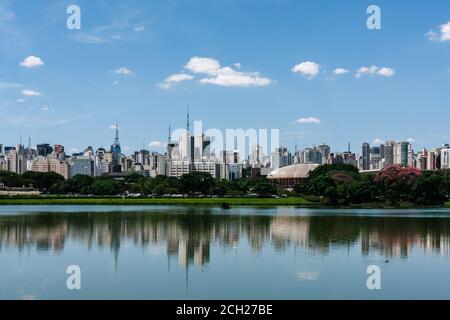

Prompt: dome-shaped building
[{"left": 267, "top": 163, "right": 319, "bottom": 188}]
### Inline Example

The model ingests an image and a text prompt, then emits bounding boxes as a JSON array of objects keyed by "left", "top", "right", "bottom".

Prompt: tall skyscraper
[
  {"left": 362, "top": 143, "right": 370, "bottom": 170},
  {"left": 394, "top": 141, "right": 410, "bottom": 166},
  {"left": 110, "top": 124, "right": 122, "bottom": 173},
  {"left": 317, "top": 144, "right": 331, "bottom": 164},
  {"left": 384, "top": 141, "right": 395, "bottom": 165}
]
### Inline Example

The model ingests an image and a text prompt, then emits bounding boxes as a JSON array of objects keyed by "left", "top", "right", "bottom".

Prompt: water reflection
[{"left": 1, "top": 209, "right": 450, "bottom": 268}]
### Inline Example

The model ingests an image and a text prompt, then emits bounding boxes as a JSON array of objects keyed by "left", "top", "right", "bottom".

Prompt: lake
[{"left": 1, "top": 205, "right": 450, "bottom": 300}]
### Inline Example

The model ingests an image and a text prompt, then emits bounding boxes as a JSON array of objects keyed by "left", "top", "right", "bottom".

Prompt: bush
[{"left": 411, "top": 172, "right": 448, "bottom": 206}]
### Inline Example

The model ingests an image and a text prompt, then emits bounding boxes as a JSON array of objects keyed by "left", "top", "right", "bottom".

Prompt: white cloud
[
  {"left": 109, "top": 124, "right": 119, "bottom": 130},
  {"left": 159, "top": 73, "right": 194, "bottom": 89},
  {"left": 149, "top": 141, "right": 166, "bottom": 148},
  {"left": 334, "top": 68, "right": 349, "bottom": 75},
  {"left": 356, "top": 66, "right": 378, "bottom": 77},
  {"left": 296, "top": 117, "right": 321, "bottom": 124},
  {"left": 356, "top": 66, "right": 395, "bottom": 78},
  {"left": 426, "top": 30, "right": 439, "bottom": 41},
  {"left": 22, "top": 89, "right": 41, "bottom": 96},
  {"left": 0, "top": 81, "right": 22, "bottom": 89},
  {"left": 114, "top": 67, "right": 134, "bottom": 76},
  {"left": 377, "top": 67, "right": 395, "bottom": 77},
  {"left": 69, "top": 32, "right": 107, "bottom": 44},
  {"left": 185, "top": 57, "right": 221, "bottom": 75},
  {"left": 182, "top": 57, "right": 271, "bottom": 87},
  {"left": 20, "top": 56, "right": 44, "bottom": 68},
  {"left": 67, "top": 13, "right": 151, "bottom": 45},
  {"left": 291, "top": 61, "right": 320, "bottom": 79},
  {"left": 199, "top": 73, "right": 271, "bottom": 87},
  {"left": 0, "top": 3, "right": 15, "bottom": 23},
  {"left": 134, "top": 26, "right": 145, "bottom": 32},
  {"left": 40, "top": 106, "right": 54, "bottom": 112},
  {"left": 427, "top": 21, "right": 450, "bottom": 41},
  {"left": 16, "top": 98, "right": 26, "bottom": 103},
  {"left": 68, "top": 148, "right": 79, "bottom": 153},
  {"left": 373, "top": 138, "right": 385, "bottom": 145},
  {"left": 407, "top": 138, "right": 415, "bottom": 144}
]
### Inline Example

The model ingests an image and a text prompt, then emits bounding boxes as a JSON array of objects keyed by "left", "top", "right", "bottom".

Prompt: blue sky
[{"left": 1, "top": 0, "right": 450, "bottom": 154}]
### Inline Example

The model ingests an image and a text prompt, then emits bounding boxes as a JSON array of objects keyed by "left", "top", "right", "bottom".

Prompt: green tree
[
  {"left": 214, "top": 179, "right": 231, "bottom": 196},
  {"left": 348, "top": 174, "right": 377, "bottom": 204},
  {"left": 50, "top": 175, "right": 94, "bottom": 195},
  {"left": 252, "top": 180, "right": 278, "bottom": 197},
  {"left": 91, "top": 179, "right": 121, "bottom": 196},
  {"left": 178, "top": 172, "right": 215, "bottom": 195},
  {"left": 0, "top": 171, "right": 24, "bottom": 187},
  {"left": 411, "top": 172, "right": 448, "bottom": 206},
  {"left": 22, "top": 171, "right": 65, "bottom": 192}
]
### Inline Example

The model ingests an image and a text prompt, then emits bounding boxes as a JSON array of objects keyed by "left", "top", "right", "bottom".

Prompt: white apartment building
[
  {"left": 178, "top": 133, "right": 191, "bottom": 160},
  {"left": 29, "top": 156, "right": 70, "bottom": 179},
  {"left": 7, "top": 147, "right": 27, "bottom": 174},
  {"left": 441, "top": 148, "right": 450, "bottom": 169},
  {"left": 192, "top": 160, "right": 220, "bottom": 179},
  {"left": 170, "top": 159, "right": 190, "bottom": 177}
]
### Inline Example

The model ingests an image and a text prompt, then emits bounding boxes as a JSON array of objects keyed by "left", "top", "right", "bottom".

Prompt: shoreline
[{"left": 0, "top": 196, "right": 449, "bottom": 209}]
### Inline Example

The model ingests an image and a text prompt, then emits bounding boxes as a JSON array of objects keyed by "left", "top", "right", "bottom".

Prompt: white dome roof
[{"left": 267, "top": 163, "right": 319, "bottom": 179}]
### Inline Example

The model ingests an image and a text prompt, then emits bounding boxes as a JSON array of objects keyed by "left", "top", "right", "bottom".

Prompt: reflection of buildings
[{"left": 1, "top": 213, "right": 450, "bottom": 269}]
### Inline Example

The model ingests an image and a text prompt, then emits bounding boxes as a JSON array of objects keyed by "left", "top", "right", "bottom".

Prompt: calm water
[{"left": 1, "top": 205, "right": 450, "bottom": 300}]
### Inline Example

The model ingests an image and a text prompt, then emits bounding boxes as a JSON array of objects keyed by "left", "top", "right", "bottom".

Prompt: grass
[
  {"left": 0, "top": 196, "right": 316, "bottom": 207},
  {"left": 1, "top": 196, "right": 449, "bottom": 208}
]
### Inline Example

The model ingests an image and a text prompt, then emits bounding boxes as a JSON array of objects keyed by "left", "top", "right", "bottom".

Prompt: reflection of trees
[{"left": 1, "top": 211, "right": 450, "bottom": 267}]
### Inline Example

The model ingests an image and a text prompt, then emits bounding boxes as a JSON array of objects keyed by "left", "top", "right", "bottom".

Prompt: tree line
[
  {"left": 0, "top": 170, "right": 278, "bottom": 197},
  {"left": 1, "top": 164, "right": 450, "bottom": 206}
]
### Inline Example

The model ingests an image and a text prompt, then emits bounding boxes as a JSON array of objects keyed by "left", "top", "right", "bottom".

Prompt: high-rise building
[
  {"left": 170, "top": 159, "right": 190, "bottom": 177},
  {"left": 0, "top": 156, "right": 6, "bottom": 171},
  {"left": 362, "top": 143, "right": 370, "bottom": 170},
  {"left": 70, "top": 156, "right": 94, "bottom": 177},
  {"left": 317, "top": 144, "right": 331, "bottom": 164},
  {"left": 427, "top": 150, "right": 438, "bottom": 170},
  {"left": 384, "top": 141, "right": 395, "bottom": 166},
  {"left": 418, "top": 149, "right": 428, "bottom": 170},
  {"left": 37, "top": 144, "right": 53, "bottom": 157},
  {"left": 301, "top": 145, "right": 329, "bottom": 165},
  {"left": 7, "top": 145, "right": 27, "bottom": 174},
  {"left": 271, "top": 147, "right": 291, "bottom": 169},
  {"left": 110, "top": 124, "right": 122, "bottom": 173},
  {"left": 192, "top": 160, "right": 220, "bottom": 178},
  {"left": 394, "top": 141, "right": 410, "bottom": 166},
  {"left": 178, "top": 132, "right": 192, "bottom": 161},
  {"left": 441, "top": 148, "right": 450, "bottom": 169}
]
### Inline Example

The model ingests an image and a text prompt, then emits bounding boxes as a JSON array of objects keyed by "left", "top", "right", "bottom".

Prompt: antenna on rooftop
[{"left": 186, "top": 104, "right": 190, "bottom": 133}]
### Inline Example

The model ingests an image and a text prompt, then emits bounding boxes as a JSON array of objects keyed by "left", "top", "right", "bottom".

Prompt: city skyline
[
  {"left": 1, "top": 120, "right": 450, "bottom": 181},
  {"left": 1, "top": 1, "right": 450, "bottom": 153}
]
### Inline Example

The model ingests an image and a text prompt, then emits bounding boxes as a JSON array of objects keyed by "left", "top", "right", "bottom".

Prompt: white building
[
  {"left": 178, "top": 133, "right": 192, "bottom": 161},
  {"left": 192, "top": 160, "right": 220, "bottom": 178},
  {"left": 441, "top": 148, "right": 450, "bottom": 169},
  {"left": 170, "top": 159, "right": 190, "bottom": 177}
]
